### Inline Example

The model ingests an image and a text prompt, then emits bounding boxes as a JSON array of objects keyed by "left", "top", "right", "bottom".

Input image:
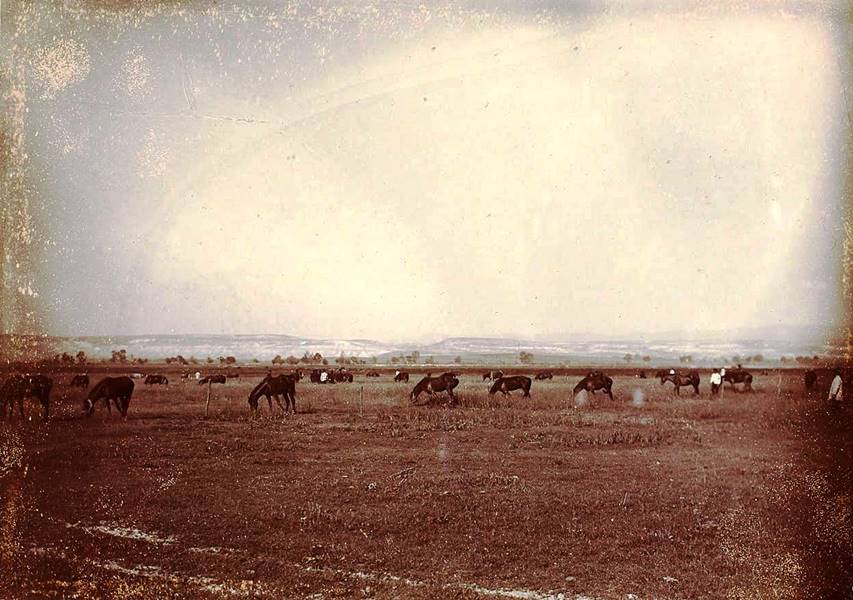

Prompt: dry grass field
[{"left": 1, "top": 369, "right": 850, "bottom": 599}]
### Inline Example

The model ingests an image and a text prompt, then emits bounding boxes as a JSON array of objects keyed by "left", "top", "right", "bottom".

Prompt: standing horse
[
  {"left": 394, "top": 371, "right": 410, "bottom": 383},
  {"left": 723, "top": 369, "right": 753, "bottom": 392},
  {"left": 1, "top": 374, "right": 52, "bottom": 421},
  {"left": 410, "top": 373, "right": 459, "bottom": 405},
  {"left": 489, "top": 375, "right": 532, "bottom": 397},
  {"left": 573, "top": 372, "right": 614, "bottom": 400},
  {"left": 248, "top": 374, "right": 297, "bottom": 415},
  {"left": 144, "top": 374, "right": 169, "bottom": 385},
  {"left": 84, "top": 376, "right": 134, "bottom": 418},
  {"left": 535, "top": 371, "right": 553, "bottom": 380},
  {"left": 198, "top": 374, "right": 226, "bottom": 385},
  {"left": 659, "top": 370, "right": 700, "bottom": 395}
]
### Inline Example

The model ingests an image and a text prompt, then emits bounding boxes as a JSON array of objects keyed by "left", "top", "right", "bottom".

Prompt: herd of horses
[{"left": 0, "top": 364, "right": 788, "bottom": 421}]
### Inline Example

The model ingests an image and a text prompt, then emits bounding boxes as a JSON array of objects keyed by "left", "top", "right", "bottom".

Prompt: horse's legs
[
  {"left": 104, "top": 397, "right": 112, "bottom": 415},
  {"left": 289, "top": 392, "right": 296, "bottom": 414},
  {"left": 273, "top": 394, "right": 286, "bottom": 416},
  {"left": 267, "top": 395, "right": 274, "bottom": 413}
]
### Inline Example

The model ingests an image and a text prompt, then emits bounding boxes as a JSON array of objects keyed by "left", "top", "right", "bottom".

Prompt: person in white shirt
[
  {"left": 710, "top": 369, "right": 722, "bottom": 396},
  {"left": 828, "top": 369, "right": 843, "bottom": 402}
]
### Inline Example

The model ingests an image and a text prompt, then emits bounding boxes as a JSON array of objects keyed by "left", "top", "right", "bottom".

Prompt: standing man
[
  {"left": 828, "top": 368, "right": 843, "bottom": 403},
  {"left": 710, "top": 369, "right": 722, "bottom": 396}
]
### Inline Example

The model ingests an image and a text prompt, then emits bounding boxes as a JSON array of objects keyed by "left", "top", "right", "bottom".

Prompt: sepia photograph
[{"left": 1, "top": 1, "right": 851, "bottom": 598}]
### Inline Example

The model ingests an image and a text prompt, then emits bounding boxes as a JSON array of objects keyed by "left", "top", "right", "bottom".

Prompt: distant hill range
[{"left": 0, "top": 324, "right": 846, "bottom": 365}]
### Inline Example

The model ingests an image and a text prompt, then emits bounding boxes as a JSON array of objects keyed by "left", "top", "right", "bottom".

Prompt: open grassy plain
[{"left": 1, "top": 368, "right": 850, "bottom": 599}]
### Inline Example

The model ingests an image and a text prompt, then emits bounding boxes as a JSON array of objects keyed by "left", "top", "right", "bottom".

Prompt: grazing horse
[
  {"left": 198, "top": 374, "right": 227, "bottom": 385},
  {"left": 248, "top": 374, "right": 297, "bottom": 415},
  {"left": 410, "top": 373, "right": 459, "bottom": 404},
  {"left": 659, "top": 370, "right": 700, "bottom": 395},
  {"left": 70, "top": 374, "right": 90, "bottom": 388},
  {"left": 723, "top": 369, "right": 753, "bottom": 392},
  {"left": 1, "top": 374, "right": 52, "bottom": 421},
  {"left": 535, "top": 371, "right": 553, "bottom": 380},
  {"left": 332, "top": 369, "right": 353, "bottom": 383},
  {"left": 85, "top": 376, "right": 134, "bottom": 418},
  {"left": 573, "top": 372, "right": 614, "bottom": 400},
  {"left": 489, "top": 375, "right": 532, "bottom": 397},
  {"left": 144, "top": 374, "right": 168, "bottom": 385},
  {"left": 804, "top": 370, "right": 817, "bottom": 391},
  {"left": 366, "top": 370, "right": 380, "bottom": 377},
  {"left": 482, "top": 370, "right": 504, "bottom": 381},
  {"left": 394, "top": 371, "right": 410, "bottom": 383}
]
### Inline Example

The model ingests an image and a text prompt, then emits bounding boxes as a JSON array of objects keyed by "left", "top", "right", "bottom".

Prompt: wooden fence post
[{"left": 205, "top": 379, "right": 212, "bottom": 418}]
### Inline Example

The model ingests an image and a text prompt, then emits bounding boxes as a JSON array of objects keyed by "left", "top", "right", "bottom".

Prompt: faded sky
[{"left": 5, "top": 1, "right": 851, "bottom": 340}]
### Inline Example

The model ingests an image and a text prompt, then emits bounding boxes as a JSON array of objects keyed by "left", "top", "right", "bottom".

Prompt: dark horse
[
  {"left": 199, "top": 374, "right": 227, "bottom": 385},
  {"left": 394, "top": 371, "right": 410, "bottom": 383},
  {"left": 482, "top": 370, "right": 504, "bottom": 381},
  {"left": 365, "top": 370, "right": 381, "bottom": 377},
  {"left": 70, "top": 374, "right": 90, "bottom": 387},
  {"left": 573, "top": 371, "right": 614, "bottom": 400},
  {"left": 535, "top": 371, "right": 553, "bottom": 380},
  {"left": 1, "top": 374, "right": 52, "bottom": 421},
  {"left": 659, "top": 370, "right": 700, "bottom": 395},
  {"left": 489, "top": 375, "right": 532, "bottom": 397},
  {"left": 804, "top": 370, "right": 817, "bottom": 391},
  {"left": 410, "top": 373, "right": 459, "bottom": 405},
  {"left": 248, "top": 374, "right": 297, "bottom": 415},
  {"left": 144, "top": 374, "right": 168, "bottom": 385},
  {"left": 332, "top": 369, "right": 353, "bottom": 383},
  {"left": 85, "top": 376, "right": 134, "bottom": 418},
  {"left": 723, "top": 369, "right": 753, "bottom": 392}
]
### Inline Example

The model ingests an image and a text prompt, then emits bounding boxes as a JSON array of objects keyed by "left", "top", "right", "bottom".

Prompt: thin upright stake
[{"left": 205, "top": 379, "right": 212, "bottom": 417}]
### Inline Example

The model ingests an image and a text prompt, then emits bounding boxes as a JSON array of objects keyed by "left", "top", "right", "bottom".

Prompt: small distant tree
[
  {"left": 225, "top": 356, "right": 237, "bottom": 364},
  {"left": 189, "top": 356, "right": 198, "bottom": 364},
  {"left": 206, "top": 356, "right": 214, "bottom": 363},
  {"left": 642, "top": 355, "right": 651, "bottom": 362},
  {"left": 321, "top": 358, "right": 328, "bottom": 365},
  {"left": 218, "top": 356, "right": 227, "bottom": 364},
  {"left": 411, "top": 350, "right": 420, "bottom": 364},
  {"left": 76, "top": 351, "right": 87, "bottom": 364},
  {"left": 272, "top": 355, "right": 283, "bottom": 365},
  {"left": 753, "top": 354, "right": 763, "bottom": 363},
  {"left": 519, "top": 351, "right": 533, "bottom": 364},
  {"left": 285, "top": 355, "right": 299, "bottom": 365},
  {"left": 454, "top": 356, "right": 462, "bottom": 364},
  {"left": 391, "top": 356, "right": 399, "bottom": 364},
  {"left": 624, "top": 353, "right": 633, "bottom": 363},
  {"left": 252, "top": 358, "right": 259, "bottom": 363},
  {"left": 425, "top": 356, "right": 435, "bottom": 364},
  {"left": 679, "top": 355, "right": 692, "bottom": 364}
]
